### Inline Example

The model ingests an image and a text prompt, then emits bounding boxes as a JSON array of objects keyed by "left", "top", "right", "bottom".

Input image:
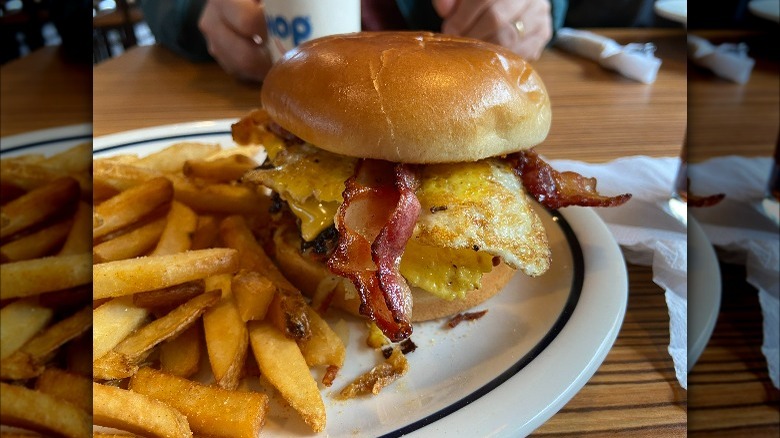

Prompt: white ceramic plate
[
  {"left": 749, "top": 0, "right": 780, "bottom": 22},
  {"left": 0, "top": 124, "right": 92, "bottom": 156},
  {"left": 654, "top": 0, "right": 687, "bottom": 25},
  {"left": 94, "top": 120, "right": 628, "bottom": 437},
  {"left": 688, "top": 217, "right": 721, "bottom": 370}
]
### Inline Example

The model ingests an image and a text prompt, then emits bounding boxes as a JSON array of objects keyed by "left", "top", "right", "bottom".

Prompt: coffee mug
[{"left": 263, "top": 0, "right": 361, "bottom": 62}]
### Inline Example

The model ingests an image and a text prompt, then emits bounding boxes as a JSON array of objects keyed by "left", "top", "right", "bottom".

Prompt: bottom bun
[{"left": 273, "top": 226, "right": 516, "bottom": 322}]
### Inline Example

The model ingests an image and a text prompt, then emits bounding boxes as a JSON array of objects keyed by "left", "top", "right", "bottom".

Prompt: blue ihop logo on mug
[{"left": 266, "top": 13, "right": 312, "bottom": 47}]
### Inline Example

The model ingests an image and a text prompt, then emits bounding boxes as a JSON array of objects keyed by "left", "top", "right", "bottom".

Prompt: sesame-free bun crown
[{"left": 261, "top": 32, "right": 551, "bottom": 163}]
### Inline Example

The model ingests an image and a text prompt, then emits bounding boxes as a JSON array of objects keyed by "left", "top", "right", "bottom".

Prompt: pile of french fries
[
  {"left": 1, "top": 138, "right": 414, "bottom": 437},
  {"left": 90, "top": 142, "right": 347, "bottom": 436},
  {"left": 0, "top": 144, "right": 93, "bottom": 437}
]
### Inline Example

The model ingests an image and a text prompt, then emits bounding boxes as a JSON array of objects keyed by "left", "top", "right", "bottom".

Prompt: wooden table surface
[
  {"left": 688, "top": 30, "right": 780, "bottom": 162},
  {"left": 0, "top": 46, "right": 92, "bottom": 138},
  {"left": 686, "top": 29, "right": 780, "bottom": 437},
  {"left": 87, "top": 27, "right": 773, "bottom": 435}
]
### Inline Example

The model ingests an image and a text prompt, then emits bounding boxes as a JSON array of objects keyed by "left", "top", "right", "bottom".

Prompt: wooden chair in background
[{"left": 92, "top": 0, "right": 143, "bottom": 62}]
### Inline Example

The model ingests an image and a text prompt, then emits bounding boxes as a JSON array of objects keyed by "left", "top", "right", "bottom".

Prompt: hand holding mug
[{"left": 199, "top": 0, "right": 272, "bottom": 82}]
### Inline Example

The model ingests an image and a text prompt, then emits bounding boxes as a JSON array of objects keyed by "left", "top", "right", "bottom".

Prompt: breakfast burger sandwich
[{"left": 236, "top": 32, "right": 630, "bottom": 342}]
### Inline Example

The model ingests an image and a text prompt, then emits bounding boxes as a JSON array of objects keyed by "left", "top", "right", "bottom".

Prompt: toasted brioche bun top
[{"left": 261, "top": 32, "right": 551, "bottom": 163}]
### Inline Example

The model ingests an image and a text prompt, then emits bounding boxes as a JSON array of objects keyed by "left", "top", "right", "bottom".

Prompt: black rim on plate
[
  {"left": 381, "top": 208, "right": 584, "bottom": 438},
  {"left": 0, "top": 134, "right": 92, "bottom": 155},
  {"left": 94, "top": 130, "right": 585, "bottom": 437}
]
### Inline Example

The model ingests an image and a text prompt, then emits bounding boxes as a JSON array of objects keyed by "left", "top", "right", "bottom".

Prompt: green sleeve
[
  {"left": 550, "top": 0, "right": 569, "bottom": 38},
  {"left": 139, "top": 0, "right": 213, "bottom": 62},
  {"left": 395, "top": 0, "right": 443, "bottom": 31}
]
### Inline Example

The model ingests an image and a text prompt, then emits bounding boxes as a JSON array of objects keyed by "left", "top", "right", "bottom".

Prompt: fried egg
[{"left": 409, "top": 159, "right": 550, "bottom": 277}]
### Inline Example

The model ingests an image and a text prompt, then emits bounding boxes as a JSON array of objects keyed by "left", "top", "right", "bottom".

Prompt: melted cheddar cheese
[
  {"left": 412, "top": 159, "right": 550, "bottom": 278},
  {"left": 245, "top": 143, "right": 357, "bottom": 240}
]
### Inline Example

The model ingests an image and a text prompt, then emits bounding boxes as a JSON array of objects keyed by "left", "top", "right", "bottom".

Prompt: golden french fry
[
  {"left": 130, "top": 367, "right": 269, "bottom": 438},
  {"left": 93, "top": 290, "right": 220, "bottom": 380},
  {"left": 132, "top": 279, "right": 206, "bottom": 310},
  {"left": 92, "top": 217, "right": 167, "bottom": 263},
  {"left": 219, "top": 215, "right": 294, "bottom": 290},
  {"left": 0, "top": 180, "right": 26, "bottom": 205},
  {"left": 203, "top": 275, "right": 248, "bottom": 390},
  {"left": 337, "top": 347, "right": 409, "bottom": 400},
  {"left": 92, "top": 434, "right": 137, "bottom": 438},
  {"left": 39, "top": 142, "right": 92, "bottom": 174},
  {"left": 93, "top": 176, "right": 173, "bottom": 240},
  {"left": 92, "top": 160, "right": 162, "bottom": 191},
  {"left": 0, "top": 305, "right": 92, "bottom": 379},
  {"left": 2, "top": 153, "right": 45, "bottom": 164},
  {"left": 231, "top": 269, "right": 276, "bottom": 321},
  {"left": 37, "top": 284, "right": 92, "bottom": 310},
  {"left": 0, "top": 382, "right": 91, "bottom": 438},
  {"left": 93, "top": 382, "right": 192, "bottom": 438},
  {"left": 0, "top": 219, "right": 72, "bottom": 262},
  {"left": 266, "top": 289, "right": 312, "bottom": 342},
  {"left": 93, "top": 153, "right": 139, "bottom": 165},
  {"left": 92, "top": 248, "right": 239, "bottom": 299},
  {"left": 298, "top": 306, "right": 346, "bottom": 369},
  {"left": 93, "top": 178, "right": 121, "bottom": 204},
  {"left": 0, "top": 252, "right": 92, "bottom": 299},
  {"left": 160, "top": 322, "right": 201, "bottom": 378},
  {"left": 0, "top": 160, "right": 91, "bottom": 194},
  {"left": 191, "top": 215, "right": 219, "bottom": 250},
  {"left": 0, "top": 299, "right": 54, "bottom": 360},
  {"left": 93, "top": 296, "right": 149, "bottom": 361},
  {"left": 169, "top": 174, "right": 271, "bottom": 215},
  {"left": 220, "top": 215, "right": 310, "bottom": 339},
  {"left": 134, "top": 142, "right": 221, "bottom": 174},
  {"left": 65, "top": 333, "right": 92, "bottom": 377},
  {"left": 0, "top": 176, "right": 79, "bottom": 239},
  {"left": 35, "top": 368, "right": 92, "bottom": 412},
  {"left": 205, "top": 144, "right": 263, "bottom": 161},
  {"left": 0, "top": 432, "right": 44, "bottom": 437},
  {"left": 151, "top": 201, "right": 198, "bottom": 255},
  {"left": 58, "top": 201, "right": 93, "bottom": 255},
  {"left": 92, "top": 434, "right": 138, "bottom": 438},
  {"left": 248, "top": 321, "right": 325, "bottom": 433},
  {"left": 91, "top": 352, "right": 134, "bottom": 381},
  {"left": 183, "top": 155, "right": 258, "bottom": 182}
]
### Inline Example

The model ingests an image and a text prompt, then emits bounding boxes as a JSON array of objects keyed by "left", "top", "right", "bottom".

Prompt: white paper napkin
[
  {"left": 555, "top": 28, "right": 663, "bottom": 84},
  {"left": 688, "top": 157, "right": 779, "bottom": 388},
  {"left": 549, "top": 156, "right": 689, "bottom": 387},
  {"left": 688, "top": 34, "right": 755, "bottom": 84}
]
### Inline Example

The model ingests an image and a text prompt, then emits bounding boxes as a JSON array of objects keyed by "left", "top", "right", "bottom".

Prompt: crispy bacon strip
[
  {"left": 446, "top": 309, "right": 489, "bottom": 328},
  {"left": 684, "top": 190, "right": 726, "bottom": 207},
  {"left": 509, "top": 149, "right": 631, "bottom": 209},
  {"left": 328, "top": 160, "right": 421, "bottom": 342},
  {"left": 678, "top": 176, "right": 725, "bottom": 207}
]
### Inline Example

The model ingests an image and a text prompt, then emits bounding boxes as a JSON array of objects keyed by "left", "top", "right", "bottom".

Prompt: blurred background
[
  {"left": 687, "top": 0, "right": 779, "bottom": 435},
  {"left": 0, "top": 0, "right": 155, "bottom": 66}
]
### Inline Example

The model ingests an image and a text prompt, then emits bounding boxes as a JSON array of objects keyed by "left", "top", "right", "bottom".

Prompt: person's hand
[
  {"left": 198, "top": 0, "right": 272, "bottom": 82},
  {"left": 432, "top": 0, "right": 552, "bottom": 61}
]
